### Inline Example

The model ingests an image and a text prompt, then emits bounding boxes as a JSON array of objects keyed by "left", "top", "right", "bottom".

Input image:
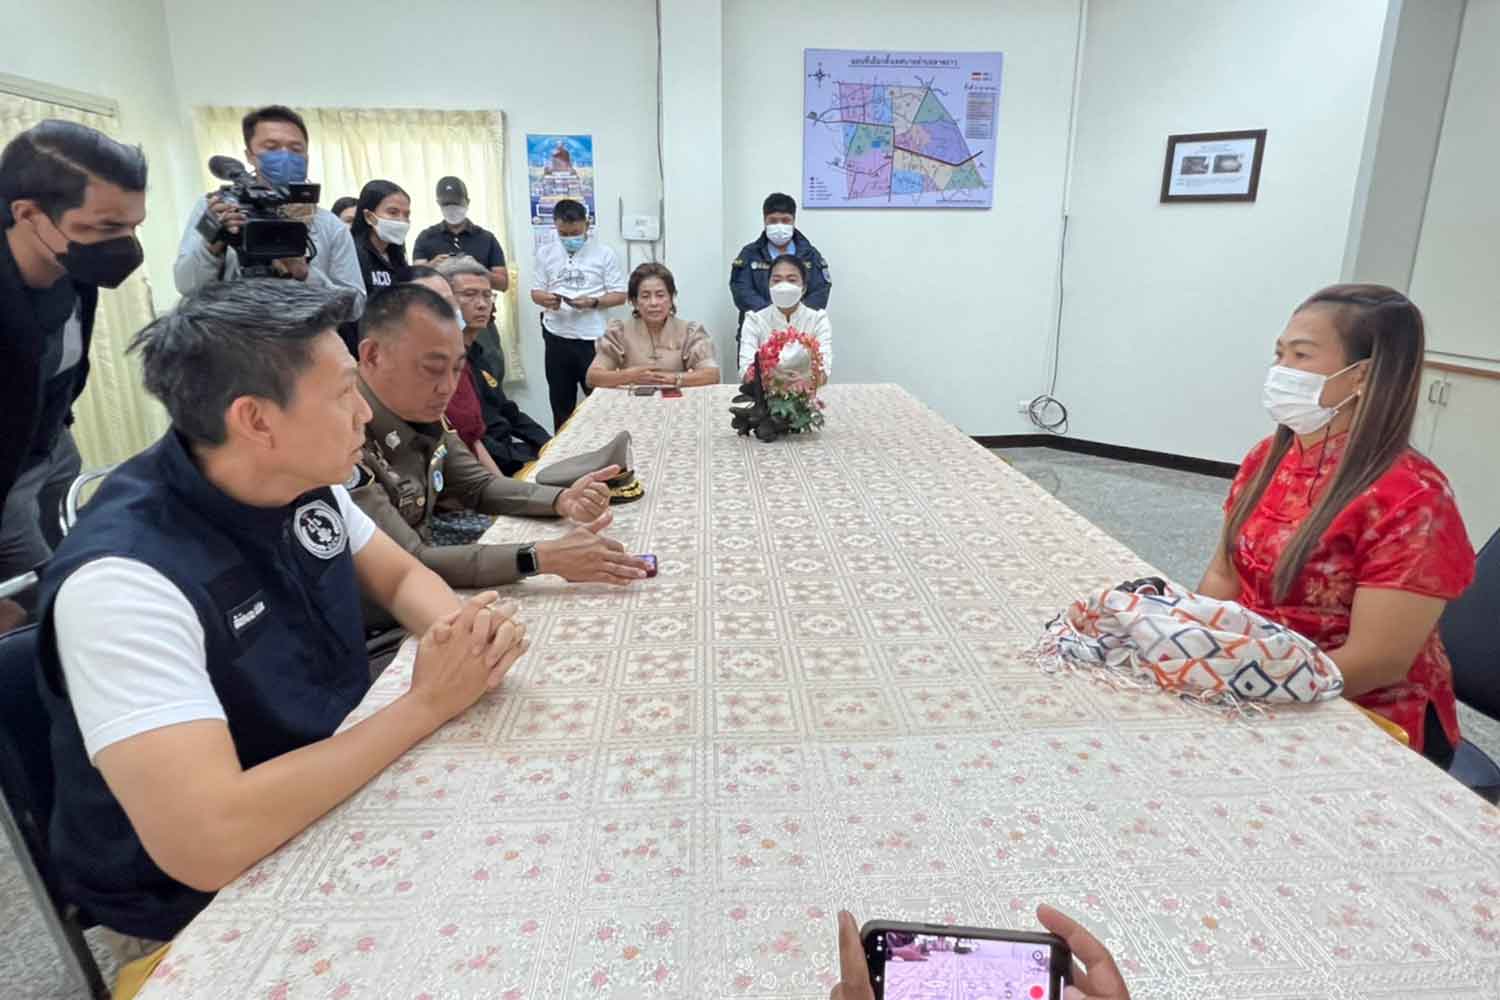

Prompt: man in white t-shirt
[
  {"left": 34, "top": 279, "right": 528, "bottom": 968},
  {"left": 529, "top": 198, "right": 626, "bottom": 429}
]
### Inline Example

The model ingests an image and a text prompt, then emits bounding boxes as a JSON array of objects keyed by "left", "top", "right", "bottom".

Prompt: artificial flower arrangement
[{"left": 729, "top": 328, "right": 828, "bottom": 442}]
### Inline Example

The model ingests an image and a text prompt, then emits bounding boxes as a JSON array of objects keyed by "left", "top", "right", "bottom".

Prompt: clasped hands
[{"left": 614, "top": 367, "right": 680, "bottom": 386}]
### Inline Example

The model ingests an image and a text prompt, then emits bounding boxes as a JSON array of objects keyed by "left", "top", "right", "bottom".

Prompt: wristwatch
[{"left": 516, "top": 544, "right": 540, "bottom": 578}]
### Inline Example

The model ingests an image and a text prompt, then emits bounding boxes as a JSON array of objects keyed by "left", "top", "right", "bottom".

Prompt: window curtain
[
  {"left": 190, "top": 107, "right": 525, "bottom": 383},
  {"left": 0, "top": 93, "right": 167, "bottom": 469}
]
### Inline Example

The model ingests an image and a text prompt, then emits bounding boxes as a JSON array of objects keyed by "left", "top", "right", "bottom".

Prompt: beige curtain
[
  {"left": 0, "top": 93, "right": 167, "bottom": 468},
  {"left": 191, "top": 107, "right": 525, "bottom": 382}
]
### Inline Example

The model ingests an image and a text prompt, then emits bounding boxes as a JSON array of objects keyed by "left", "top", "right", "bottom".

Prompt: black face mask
[{"left": 32, "top": 216, "right": 144, "bottom": 289}]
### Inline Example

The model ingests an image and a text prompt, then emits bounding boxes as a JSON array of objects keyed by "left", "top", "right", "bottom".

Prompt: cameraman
[{"left": 172, "top": 105, "right": 363, "bottom": 312}]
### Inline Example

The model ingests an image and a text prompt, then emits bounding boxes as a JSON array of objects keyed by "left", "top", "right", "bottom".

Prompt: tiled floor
[{"left": 1, "top": 445, "right": 1494, "bottom": 998}]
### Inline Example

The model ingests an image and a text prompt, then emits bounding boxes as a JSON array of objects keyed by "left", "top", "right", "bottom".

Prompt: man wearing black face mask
[{"left": 0, "top": 120, "right": 148, "bottom": 616}]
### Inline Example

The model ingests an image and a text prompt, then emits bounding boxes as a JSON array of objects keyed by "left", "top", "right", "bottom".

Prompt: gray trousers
[{"left": 0, "top": 430, "right": 82, "bottom": 609}]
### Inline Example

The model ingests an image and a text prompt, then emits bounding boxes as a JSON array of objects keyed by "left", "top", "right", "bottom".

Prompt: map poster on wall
[
  {"left": 527, "top": 133, "right": 596, "bottom": 251},
  {"left": 803, "top": 48, "right": 1003, "bottom": 210}
]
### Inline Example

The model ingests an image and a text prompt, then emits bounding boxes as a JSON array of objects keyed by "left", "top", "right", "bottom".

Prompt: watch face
[{"left": 518, "top": 545, "right": 539, "bottom": 576}]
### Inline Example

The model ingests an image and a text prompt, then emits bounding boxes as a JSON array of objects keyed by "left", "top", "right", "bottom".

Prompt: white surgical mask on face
[
  {"left": 765, "top": 223, "right": 794, "bottom": 246},
  {"left": 769, "top": 281, "right": 803, "bottom": 310},
  {"left": 441, "top": 205, "right": 468, "bottom": 226},
  {"left": 373, "top": 216, "right": 410, "bottom": 245},
  {"left": 1262, "top": 361, "right": 1361, "bottom": 435}
]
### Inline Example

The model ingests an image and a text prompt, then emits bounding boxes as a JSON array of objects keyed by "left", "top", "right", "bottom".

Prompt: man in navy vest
[
  {"left": 36, "top": 279, "right": 528, "bottom": 969},
  {"left": 0, "top": 120, "right": 148, "bottom": 627}
]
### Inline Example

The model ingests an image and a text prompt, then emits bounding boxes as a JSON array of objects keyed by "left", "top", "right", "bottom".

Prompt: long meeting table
[{"left": 137, "top": 385, "right": 1500, "bottom": 999}]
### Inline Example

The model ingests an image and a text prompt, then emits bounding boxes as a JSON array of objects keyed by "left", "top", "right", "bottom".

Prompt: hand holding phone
[
  {"left": 861, "top": 920, "right": 1071, "bottom": 1000},
  {"left": 636, "top": 554, "right": 658, "bottom": 578}
]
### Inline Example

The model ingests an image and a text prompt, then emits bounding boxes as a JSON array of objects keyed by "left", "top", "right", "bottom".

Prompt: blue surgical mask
[
  {"left": 256, "top": 149, "right": 308, "bottom": 186},
  {"left": 560, "top": 234, "right": 587, "bottom": 254}
]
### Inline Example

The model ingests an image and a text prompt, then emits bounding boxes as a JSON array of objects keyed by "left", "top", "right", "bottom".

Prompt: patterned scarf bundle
[{"left": 1040, "top": 578, "right": 1345, "bottom": 709}]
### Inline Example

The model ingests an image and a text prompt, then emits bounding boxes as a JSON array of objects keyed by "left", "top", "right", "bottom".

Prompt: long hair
[
  {"left": 1221, "top": 283, "right": 1425, "bottom": 602},
  {"left": 349, "top": 179, "right": 409, "bottom": 267}
]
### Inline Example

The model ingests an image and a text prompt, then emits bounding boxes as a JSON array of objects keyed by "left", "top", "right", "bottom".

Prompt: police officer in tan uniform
[{"left": 349, "top": 284, "right": 648, "bottom": 626}]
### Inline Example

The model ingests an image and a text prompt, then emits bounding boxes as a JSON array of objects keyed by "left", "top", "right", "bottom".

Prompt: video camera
[{"left": 196, "top": 155, "right": 320, "bottom": 275}]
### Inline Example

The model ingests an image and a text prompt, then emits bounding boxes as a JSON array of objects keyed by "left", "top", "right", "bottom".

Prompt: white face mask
[
  {"left": 769, "top": 281, "right": 803, "bottom": 310},
  {"left": 765, "top": 223, "right": 794, "bottom": 246},
  {"left": 1262, "top": 362, "right": 1361, "bottom": 435},
  {"left": 441, "top": 205, "right": 468, "bottom": 226},
  {"left": 372, "top": 216, "right": 410, "bottom": 245}
]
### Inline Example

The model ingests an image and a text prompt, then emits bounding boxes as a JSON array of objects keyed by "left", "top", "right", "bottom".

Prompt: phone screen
[{"left": 870, "top": 928, "right": 1065, "bottom": 1000}]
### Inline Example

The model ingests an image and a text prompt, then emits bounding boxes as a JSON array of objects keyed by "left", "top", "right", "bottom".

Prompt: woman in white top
[{"left": 737, "top": 254, "right": 832, "bottom": 379}]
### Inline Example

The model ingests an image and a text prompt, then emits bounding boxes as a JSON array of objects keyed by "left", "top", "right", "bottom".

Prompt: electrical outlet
[{"left": 623, "top": 214, "right": 660, "bottom": 242}]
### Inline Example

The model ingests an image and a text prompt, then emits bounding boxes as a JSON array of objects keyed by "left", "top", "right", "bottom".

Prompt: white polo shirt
[
  {"left": 532, "top": 238, "right": 626, "bottom": 341},
  {"left": 54, "top": 487, "right": 376, "bottom": 763}
]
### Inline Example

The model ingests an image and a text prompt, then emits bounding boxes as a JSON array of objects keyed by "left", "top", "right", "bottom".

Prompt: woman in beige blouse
[{"left": 587, "top": 262, "right": 721, "bottom": 389}]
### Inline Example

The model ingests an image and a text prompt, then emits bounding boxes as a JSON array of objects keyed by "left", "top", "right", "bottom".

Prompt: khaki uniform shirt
[{"left": 349, "top": 380, "right": 563, "bottom": 595}]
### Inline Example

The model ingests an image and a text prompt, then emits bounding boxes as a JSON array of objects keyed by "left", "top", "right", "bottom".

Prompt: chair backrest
[
  {"left": 0, "top": 625, "right": 56, "bottom": 873},
  {"left": 1442, "top": 528, "right": 1500, "bottom": 719},
  {"left": 59, "top": 466, "right": 116, "bottom": 539},
  {"left": 0, "top": 624, "right": 109, "bottom": 997}
]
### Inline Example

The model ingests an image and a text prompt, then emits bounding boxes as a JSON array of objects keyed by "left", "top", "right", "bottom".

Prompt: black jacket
[
  {"left": 468, "top": 340, "right": 551, "bottom": 475},
  {"left": 337, "top": 238, "right": 412, "bottom": 354},
  {"left": 729, "top": 228, "right": 831, "bottom": 328},
  {"left": 0, "top": 215, "right": 97, "bottom": 509}
]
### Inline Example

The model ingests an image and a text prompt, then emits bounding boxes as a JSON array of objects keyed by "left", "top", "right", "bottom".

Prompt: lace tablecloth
[{"left": 138, "top": 385, "right": 1500, "bottom": 999}]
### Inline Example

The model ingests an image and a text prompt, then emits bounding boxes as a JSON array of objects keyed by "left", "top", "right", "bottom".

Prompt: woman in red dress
[{"left": 1199, "top": 284, "right": 1476, "bottom": 761}]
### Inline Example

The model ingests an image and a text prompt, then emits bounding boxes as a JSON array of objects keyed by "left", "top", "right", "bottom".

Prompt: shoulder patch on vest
[
  {"left": 293, "top": 499, "right": 347, "bottom": 560},
  {"left": 481, "top": 369, "right": 499, "bottom": 388},
  {"left": 732, "top": 257, "right": 744, "bottom": 267}
]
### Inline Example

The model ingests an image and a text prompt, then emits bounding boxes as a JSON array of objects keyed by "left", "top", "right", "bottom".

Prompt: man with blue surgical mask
[
  {"left": 172, "top": 105, "right": 365, "bottom": 314},
  {"left": 529, "top": 198, "right": 626, "bottom": 429}
]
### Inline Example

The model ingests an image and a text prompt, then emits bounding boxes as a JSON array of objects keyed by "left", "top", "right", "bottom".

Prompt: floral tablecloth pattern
[{"left": 139, "top": 385, "right": 1500, "bottom": 999}]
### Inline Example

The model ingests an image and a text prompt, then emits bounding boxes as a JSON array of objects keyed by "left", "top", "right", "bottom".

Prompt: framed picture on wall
[{"left": 1160, "top": 129, "right": 1267, "bottom": 202}]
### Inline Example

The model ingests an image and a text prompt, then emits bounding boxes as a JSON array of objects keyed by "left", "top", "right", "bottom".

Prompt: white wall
[
  {"left": 1343, "top": 0, "right": 1465, "bottom": 291},
  {"left": 1409, "top": 0, "right": 1500, "bottom": 366},
  {"left": 661, "top": 0, "right": 731, "bottom": 366},
  {"left": 723, "top": 0, "right": 1083, "bottom": 434},
  {"left": 1057, "top": 0, "right": 1389, "bottom": 464},
  {"left": 160, "top": 0, "right": 662, "bottom": 429},
  {"left": 3, "top": 0, "right": 192, "bottom": 313}
]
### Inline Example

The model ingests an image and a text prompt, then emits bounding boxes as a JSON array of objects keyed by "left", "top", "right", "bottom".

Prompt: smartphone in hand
[
  {"left": 637, "top": 554, "right": 658, "bottom": 578},
  {"left": 861, "top": 921, "right": 1070, "bottom": 1000}
]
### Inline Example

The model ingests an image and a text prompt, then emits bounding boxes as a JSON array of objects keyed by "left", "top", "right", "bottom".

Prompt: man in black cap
[{"left": 413, "top": 176, "right": 508, "bottom": 293}]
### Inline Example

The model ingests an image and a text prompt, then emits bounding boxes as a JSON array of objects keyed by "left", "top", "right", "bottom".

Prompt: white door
[
  {"left": 1424, "top": 371, "right": 1500, "bottom": 548},
  {"left": 1412, "top": 370, "right": 1447, "bottom": 453}
]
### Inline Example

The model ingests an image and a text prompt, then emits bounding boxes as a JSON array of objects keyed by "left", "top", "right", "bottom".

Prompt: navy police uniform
[
  {"left": 728, "top": 228, "right": 832, "bottom": 333},
  {"left": 35, "top": 430, "right": 371, "bottom": 941}
]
